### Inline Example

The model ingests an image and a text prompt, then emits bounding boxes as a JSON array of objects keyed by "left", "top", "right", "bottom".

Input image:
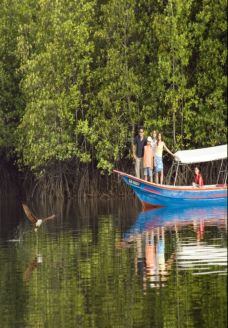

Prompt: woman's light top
[
  {"left": 155, "top": 141, "right": 164, "bottom": 157},
  {"left": 151, "top": 139, "right": 157, "bottom": 152}
]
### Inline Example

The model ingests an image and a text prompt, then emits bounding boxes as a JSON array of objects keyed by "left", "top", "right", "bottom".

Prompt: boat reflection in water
[{"left": 123, "top": 206, "right": 227, "bottom": 289}]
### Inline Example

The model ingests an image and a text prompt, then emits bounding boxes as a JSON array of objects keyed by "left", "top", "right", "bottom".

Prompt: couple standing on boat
[{"left": 132, "top": 127, "right": 174, "bottom": 184}]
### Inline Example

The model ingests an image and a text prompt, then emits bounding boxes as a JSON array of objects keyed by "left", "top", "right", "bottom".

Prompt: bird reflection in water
[
  {"left": 23, "top": 254, "right": 43, "bottom": 283},
  {"left": 23, "top": 225, "right": 44, "bottom": 283}
]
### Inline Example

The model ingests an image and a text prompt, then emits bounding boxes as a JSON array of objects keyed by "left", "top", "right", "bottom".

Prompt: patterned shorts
[{"left": 155, "top": 155, "right": 163, "bottom": 173}]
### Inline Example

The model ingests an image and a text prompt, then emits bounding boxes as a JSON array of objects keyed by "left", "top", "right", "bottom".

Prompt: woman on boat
[
  {"left": 155, "top": 132, "right": 174, "bottom": 184},
  {"left": 150, "top": 130, "right": 157, "bottom": 154},
  {"left": 193, "top": 167, "right": 204, "bottom": 187}
]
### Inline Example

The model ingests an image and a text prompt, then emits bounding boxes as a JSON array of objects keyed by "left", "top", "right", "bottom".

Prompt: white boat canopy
[{"left": 174, "top": 144, "right": 227, "bottom": 164}]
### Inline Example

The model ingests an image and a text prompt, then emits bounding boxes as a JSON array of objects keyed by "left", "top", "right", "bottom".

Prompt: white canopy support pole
[
  {"left": 224, "top": 172, "right": 227, "bottom": 184},
  {"left": 174, "top": 162, "right": 180, "bottom": 186},
  {"left": 167, "top": 161, "right": 174, "bottom": 185},
  {"left": 217, "top": 159, "right": 223, "bottom": 184}
]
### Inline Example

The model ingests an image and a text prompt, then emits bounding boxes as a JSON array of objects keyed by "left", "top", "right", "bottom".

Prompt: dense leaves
[{"left": 0, "top": 0, "right": 227, "bottom": 173}]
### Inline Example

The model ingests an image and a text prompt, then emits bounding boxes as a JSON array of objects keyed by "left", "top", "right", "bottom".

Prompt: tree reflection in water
[{"left": 0, "top": 200, "right": 227, "bottom": 328}]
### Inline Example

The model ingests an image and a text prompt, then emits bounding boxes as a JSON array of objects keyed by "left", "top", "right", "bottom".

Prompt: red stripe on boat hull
[{"left": 144, "top": 187, "right": 161, "bottom": 194}]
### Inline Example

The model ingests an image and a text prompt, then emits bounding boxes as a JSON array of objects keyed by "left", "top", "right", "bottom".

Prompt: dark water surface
[{"left": 0, "top": 197, "right": 227, "bottom": 328}]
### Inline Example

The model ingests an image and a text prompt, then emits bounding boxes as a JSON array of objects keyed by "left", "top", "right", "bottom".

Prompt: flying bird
[{"left": 22, "top": 203, "right": 56, "bottom": 231}]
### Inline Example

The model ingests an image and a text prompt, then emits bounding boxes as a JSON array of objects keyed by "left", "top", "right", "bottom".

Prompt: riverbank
[
  {"left": 0, "top": 157, "right": 226, "bottom": 201},
  {"left": 0, "top": 160, "right": 133, "bottom": 201}
]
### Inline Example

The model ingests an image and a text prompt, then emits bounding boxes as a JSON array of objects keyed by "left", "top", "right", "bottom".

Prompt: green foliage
[
  {"left": 0, "top": 0, "right": 227, "bottom": 172},
  {"left": 0, "top": 0, "right": 24, "bottom": 157},
  {"left": 191, "top": 0, "right": 227, "bottom": 146},
  {"left": 15, "top": 0, "right": 95, "bottom": 169}
]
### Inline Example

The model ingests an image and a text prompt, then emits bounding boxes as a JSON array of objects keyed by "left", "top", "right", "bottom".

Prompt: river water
[{"left": 0, "top": 196, "right": 227, "bottom": 328}]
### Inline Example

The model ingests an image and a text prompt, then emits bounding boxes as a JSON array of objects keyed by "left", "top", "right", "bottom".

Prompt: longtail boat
[{"left": 114, "top": 144, "right": 227, "bottom": 208}]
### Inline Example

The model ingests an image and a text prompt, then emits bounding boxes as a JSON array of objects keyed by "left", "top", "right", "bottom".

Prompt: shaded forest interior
[{"left": 0, "top": 0, "right": 227, "bottom": 199}]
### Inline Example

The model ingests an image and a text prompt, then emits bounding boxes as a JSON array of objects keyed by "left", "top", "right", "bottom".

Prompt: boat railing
[{"left": 166, "top": 159, "right": 227, "bottom": 186}]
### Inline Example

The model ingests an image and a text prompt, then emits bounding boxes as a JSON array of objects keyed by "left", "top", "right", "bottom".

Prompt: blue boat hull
[{"left": 114, "top": 170, "right": 227, "bottom": 208}]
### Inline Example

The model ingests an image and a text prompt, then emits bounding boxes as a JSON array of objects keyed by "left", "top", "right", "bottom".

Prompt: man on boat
[{"left": 132, "top": 127, "right": 147, "bottom": 179}]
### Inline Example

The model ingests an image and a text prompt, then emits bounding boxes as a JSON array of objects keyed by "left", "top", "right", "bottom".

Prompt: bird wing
[
  {"left": 22, "top": 203, "right": 38, "bottom": 224},
  {"left": 43, "top": 214, "right": 56, "bottom": 223}
]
